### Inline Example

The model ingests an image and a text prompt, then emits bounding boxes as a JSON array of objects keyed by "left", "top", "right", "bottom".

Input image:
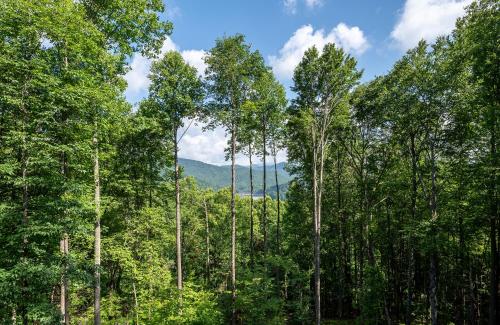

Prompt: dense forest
[{"left": 0, "top": 0, "right": 498, "bottom": 324}]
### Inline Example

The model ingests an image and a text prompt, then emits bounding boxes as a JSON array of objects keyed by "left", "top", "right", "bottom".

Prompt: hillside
[{"left": 179, "top": 158, "right": 291, "bottom": 198}]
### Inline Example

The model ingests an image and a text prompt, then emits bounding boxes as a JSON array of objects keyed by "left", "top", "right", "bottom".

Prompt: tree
[
  {"left": 239, "top": 101, "right": 259, "bottom": 268},
  {"left": 288, "top": 43, "right": 361, "bottom": 324},
  {"left": 204, "top": 34, "right": 264, "bottom": 323},
  {"left": 250, "top": 70, "right": 287, "bottom": 255},
  {"left": 250, "top": 71, "right": 287, "bottom": 255},
  {"left": 453, "top": 2, "right": 500, "bottom": 323},
  {"left": 145, "top": 51, "right": 204, "bottom": 294}
]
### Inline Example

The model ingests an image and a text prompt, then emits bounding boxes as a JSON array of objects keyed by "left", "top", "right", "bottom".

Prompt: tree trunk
[
  {"left": 133, "top": 282, "right": 139, "bottom": 325},
  {"left": 93, "top": 130, "right": 101, "bottom": 325},
  {"left": 273, "top": 144, "right": 281, "bottom": 254},
  {"left": 21, "top": 158, "right": 29, "bottom": 325},
  {"left": 316, "top": 139, "right": 326, "bottom": 325},
  {"left": 204, "top": 197, "right": 210, "bottom": 283},
  {"left": 262, "top": 123, "right": 267, "bottom": 254},
  {"left": 429, "top": 253, "right": 438, "bottom": 325},
  {"left": 406, "top": 134, "right": 417, "bottom": 325},
  {"left": 60, "top": 146, "right": 70, "bottom": 325},
  {"left": 59, "top": 52, "right": 70, "bottom": 325},
  {"left": 249, "top": 143, "right": 254, "bottom": 268},
  {"left": 20, "top": 87, "right": 29, "bottom": 325},
  {"left": 230, "top": 125, "right": 237, "bottom": 325},
  {"left": 174, "top": 126, "right": 183, "bottom": 292},
  {"left": 429, "top": 139, "right": 438, "bottom": 325},
  {"left": 488, "top": 114, "right": 498, "bottom": 325},
  {"left": 60, "top": 234, "right": 69, "bottom": 325},
  {"left": 313, "top": 140, "right": 321, "bottom": 325}
]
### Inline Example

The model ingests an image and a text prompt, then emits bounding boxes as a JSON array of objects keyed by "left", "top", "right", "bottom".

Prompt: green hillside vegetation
[
  {"left": 1, "top": 1, "right": 498, "bottom": 324},
  {"left": 179, "top": 158, "right": 291, "bottom": 198}
]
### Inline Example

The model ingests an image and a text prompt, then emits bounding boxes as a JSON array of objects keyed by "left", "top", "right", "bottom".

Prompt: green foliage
[
  {"left": 0, "top": 0, "right": 498, "bottom": 324},
  {"left": 236, "top": 267, "right": 284, "bottom": 324},
  {"left": 358, "top": 265, "right": 387, "bottom": 324},
  {"left": 164, "top": 283, "right": 223, "bottom": 325}
]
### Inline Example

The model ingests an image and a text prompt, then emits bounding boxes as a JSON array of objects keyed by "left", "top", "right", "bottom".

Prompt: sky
[{"left": 124, "top": 0, "right": 473, "bottom": 165}]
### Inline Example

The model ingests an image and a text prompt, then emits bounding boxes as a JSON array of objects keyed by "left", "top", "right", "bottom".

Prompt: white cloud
[
  {"left": 159, "top": 37, "right": 179, "bottom": 53},
  {"left": 181, "top": 50, "right": 207, "bottom": 77},
  {"left": 305, "top": 0, "right": 323, "bottom": 9},
  {"left": 391, "top": 0, "right": 473, "bottom": 50},
  {"left": 269, "top": 24, "right": 369, "bottom": 80},
  {"left": 283, "top": 0, "right": 298, "bottom": 14},
  {"left": 283, "top": 0, "right": 323, "bottom": 14},
  {"left": 178, "top": 122, "right": 230, "bottom": 165},
  {"left": 124, "top": 55, "right": 151, "bottom": 100},
  {"left": 178, "top": 121, "right": 286, "bottom": 165},
  {"left": 333, "top": 23, "right": 369, "bottom": 55},
  {"left": 124, "top": 37, "right": 206, "bottom": 103}
]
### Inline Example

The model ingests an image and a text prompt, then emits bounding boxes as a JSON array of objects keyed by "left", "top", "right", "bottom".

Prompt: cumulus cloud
[
  {"left": 124, "top": 37, "right": 206, "bottom": 103},
  {"left": 269, "top": 24, "right": 369, "bottom": 80},
  {"left": 391, "top": 0, "right": 473, "bottom": 50},
  {"left": 181, "top": 49, "right": 207, "bottom": 77},
  {"left": 178, "top": 121, "right": 286, "bottom": 165},
  {"left": 333, "top": 23, "right": 369, "bottom": 54},
  {"left": 178, "top": 122, "right": 230, "bottom": 165}
]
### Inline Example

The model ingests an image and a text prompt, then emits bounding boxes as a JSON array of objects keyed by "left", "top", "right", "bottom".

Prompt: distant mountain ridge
[{"left": 179, "top": 158, "right": 291, "bottom": 198}]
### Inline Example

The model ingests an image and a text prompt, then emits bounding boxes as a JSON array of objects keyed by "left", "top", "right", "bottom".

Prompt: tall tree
[
  {"left": 145, "top": 51, "right": 204, "bottom": 293},
  {"left": 251, "top": 71, "right": 287, "bottom": 254},
  {"left": 239, "top": 100, "right": 259, "bottom": 267},
  {"left": 204, "top": 34, "right": 264, "bottom": 323},
  {"left": 453, "top": 2, "right": 500, "bottom": 323},
  {"left": 288, "top": 44, "right": 361, "bottom": 324}
]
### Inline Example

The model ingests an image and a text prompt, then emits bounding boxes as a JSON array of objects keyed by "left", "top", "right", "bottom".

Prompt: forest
[{"left": 0, "top": 0, "right": 498, "bottom": 324}]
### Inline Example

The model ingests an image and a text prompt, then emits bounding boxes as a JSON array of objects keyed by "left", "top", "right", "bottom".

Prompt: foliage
[{"left": 0, "top": 1, "right": 498, "bottom": 324}]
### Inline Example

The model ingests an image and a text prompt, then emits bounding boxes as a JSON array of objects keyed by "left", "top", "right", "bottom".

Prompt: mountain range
[{"left": 179, "top": 158, "right": 291, "bottom": 199}]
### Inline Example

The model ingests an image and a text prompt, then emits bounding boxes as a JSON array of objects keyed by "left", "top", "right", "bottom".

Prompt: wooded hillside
[{"left": 0, "top": 0, "right": 498, "bottom": 324}]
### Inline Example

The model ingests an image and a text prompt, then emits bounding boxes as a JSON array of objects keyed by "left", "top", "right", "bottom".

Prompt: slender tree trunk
[
  {"left": 174, "top": 126, "right": 183, "bottom": 292},
  {"left": 468, "top": 259, "right": 477, "bottom": 324},
  {"left": 454, "top": 168, "right": 466, "bottom": 325},
  {"left": 262, "top": 123, "right": 267, "bottom": 254},
  {"left": 488, "top": 111, "right": 498, "bottom": 325},
  {"left": 133, "top": 282, "right": 139, "bottom": 325},
  {"left": 457, "top": 211, "right": 465, "bottom": 325},
  {"left": 60, "top": 234, "right": 69, "bottom": 325},
  {"left": 21, "top": 150, "right": 29, "bottom": 325},
  {"left": 20, "top": 82, "right": 29, "bottom": 325},
  {"left": 429, "top": 139, "right": 438, "bottom": 325},
  {"left": 273, "top": 144, "right": 281, "bottom": 254},
  {"left": 93, "top": 129, "right": 101, "bottom": 325},
  {"left": 230, "top": 125, "right": 237, "bottom": 325},
  {"left": 429, "top": 253, "right": 438, "bottom": 325},
  {"left": 204, "top": 197, "right": 210, "bottom": 283},
  {"left": 249, "top": 144, "right": 254, "bottom": 268},
  {"left": 60, "top": 54, "right": 70, "bottom": 325},
  {"left": 489, "top": 216, "right": 498, "bottom": 325},
  {"left": 312, "top": 137, "right": 321, "bottom": 325},
  {"left": 337, "top": 147, "right": 351, "bottom": 316},
  {"left": 406, "top": 134, "right": 417, "bottom": 325},
  {"left": 316, "top": 138, "right": 326, "bottom": 325}
]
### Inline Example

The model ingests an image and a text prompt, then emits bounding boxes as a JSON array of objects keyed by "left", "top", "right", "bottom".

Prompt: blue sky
[{"left": 124, "top": 0, "right": 473, "bottom": 165}]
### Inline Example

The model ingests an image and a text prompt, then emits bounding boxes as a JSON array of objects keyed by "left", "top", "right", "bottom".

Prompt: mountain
[{"left": 179, "top": 158, "right": 292, "bottom": 199}]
